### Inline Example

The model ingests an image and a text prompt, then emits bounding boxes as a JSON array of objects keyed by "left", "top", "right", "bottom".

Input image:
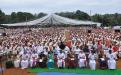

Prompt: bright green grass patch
[{"left": 29, "top": 68, "right": 121, "bottom": 74}]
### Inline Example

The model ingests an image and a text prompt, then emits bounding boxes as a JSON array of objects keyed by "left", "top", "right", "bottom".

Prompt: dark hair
[{"left": 109, "top": 50, "right": 112, "bottom": 54}]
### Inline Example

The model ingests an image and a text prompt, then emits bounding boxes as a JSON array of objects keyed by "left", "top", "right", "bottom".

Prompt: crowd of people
[{"left": 0, "top": 27, "right": 121, "bottom": 70}]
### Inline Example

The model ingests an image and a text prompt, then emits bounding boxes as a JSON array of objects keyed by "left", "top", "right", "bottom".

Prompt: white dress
[
  {"left": 88, "top": 53, "right": 96, "bottom": 70},
  {"left": 78, "top": 53, "right": 86, "bottom": 68},
  {"left": 21, "top": 59, "right": 29, "bottom": 69},
  {"left": 107, "top": 53, "right": 116, "bottom": 69},
  {"left": 29, "top": 53, "right": 38, "bottom": 67},
  {"left": 57, "top": 53, "right": 65, "bottom": 68},
  {"left": 14, "top": 59, "right": 20, "bottom": 68},
  {"left": 21, "top": 54, "right": 29, "bottom": 69},
  {"left": 64, "top": 46, "right": 70, "bottom": 58}
]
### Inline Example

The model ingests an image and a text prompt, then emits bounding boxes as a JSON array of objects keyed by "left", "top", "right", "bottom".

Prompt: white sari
[
  {"left": 78, "top": 53, "right": 86, "bottom": 68},
  {"left": 88, "top": 53, "right": 96, "bottom": 70},
  {"left": 107, "top": 53, "right": 116, "bottom": 69},
  {"left": 57, "top": 53, "right": 65, "bottom": 68}
]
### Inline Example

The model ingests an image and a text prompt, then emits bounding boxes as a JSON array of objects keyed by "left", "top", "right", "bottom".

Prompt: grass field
[{"left": 29, "top": 68, "right": 121, "bottom": 75}]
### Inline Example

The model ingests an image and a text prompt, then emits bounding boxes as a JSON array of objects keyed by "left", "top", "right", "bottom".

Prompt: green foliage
[
  {"left": 0, "top": 9, "right": 47, "bottom": 24},
  {"left": 56, "top": 10, "right": 121, "bottom": 27},
  {"left": 56, "top": 10, "right": 90, "bottom": 20},
  {"left": 29, "top": 68, "right": 121, "bottom": 74},
  {"left": 11, "top": 12, "right": 17, "bottom": 23},
  {"left": 92, "top": 13, "right": 121, "bottom": 27},
  {"left": 0, "top": 9, "right": 121, "bottom": 27},
  {"left": 38, "top": 13, "right": 47, "bottom": 18},
  {"left": 0, "top": 9, "right": 6, "bottom": 24},
  {"left": 15, "top": 12, "right": 35, "bottom": 22}
]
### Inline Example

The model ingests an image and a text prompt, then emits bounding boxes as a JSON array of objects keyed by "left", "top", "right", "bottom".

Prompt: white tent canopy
[
  {"left": 113, "top": 26, "right": 121, "bottom": 29},
  {"left": 2, "top": 14, "right": 101, "bottom": 27}
]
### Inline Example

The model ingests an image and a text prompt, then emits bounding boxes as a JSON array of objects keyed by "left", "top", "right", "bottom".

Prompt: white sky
[{"left": 0, "top": 0, "right": 121, "bottom": 15}]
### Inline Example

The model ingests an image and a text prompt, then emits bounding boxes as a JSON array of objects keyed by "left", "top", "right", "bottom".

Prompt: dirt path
[{"left": 0, "top": 68, "right": 36, "bottom": 75}]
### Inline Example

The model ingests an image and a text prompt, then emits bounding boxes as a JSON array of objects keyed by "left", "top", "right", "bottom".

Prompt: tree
[
  {"left": 38, "top": 12, "right": 47, "bottom": 18},
  {"left": 75, "top": 10, "right": 90, "bottom": 20},
  {"left": 11, "top": 12, "right": 17, "bottom": 23},
  {"left": 0, "top": 9, "right": 6, "bottom": 24},
  {"left": 16, "top": 12, "right": 35, "bottom": 22},
  {"left": 92, "top": 14, "right": 102, "bottom": 22},
  {"left": 56, "top": 10, "right": 90, "bottom": 20},
  {"left": 24, "top": 12, "right": 35, "bottom": 21}
]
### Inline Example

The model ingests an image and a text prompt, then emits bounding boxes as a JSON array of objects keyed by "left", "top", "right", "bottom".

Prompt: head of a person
[
  {"left": 91, "top": 50, "right": 95, "bottom": 54},
  {"left": 76, "top": 46, "right": 79, "bottom": 49},
  {"left": 109, "top": 50, "right": 112, "bottom": 54}
]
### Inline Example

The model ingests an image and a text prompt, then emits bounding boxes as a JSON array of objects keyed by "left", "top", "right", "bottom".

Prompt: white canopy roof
[{"left": 2, "top": 14, "right": 101, "bottom": 27}]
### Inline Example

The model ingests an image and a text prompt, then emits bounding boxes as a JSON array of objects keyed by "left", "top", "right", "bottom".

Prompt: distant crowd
[{"left": 0, "top": 27, "right": 121, "bottom": 70}]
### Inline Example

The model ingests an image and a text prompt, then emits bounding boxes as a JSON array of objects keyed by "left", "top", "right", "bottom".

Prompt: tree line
[
  {"left": 0, "top": 9, "right": 121, "bottom": 27},
  {"left": 0, "top": 10, "right": 46, "bottom": 24}
]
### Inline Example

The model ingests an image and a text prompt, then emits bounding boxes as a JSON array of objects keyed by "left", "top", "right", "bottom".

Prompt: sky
[{"left": 0, "top": 0, "right": 121, "bottom": 15}]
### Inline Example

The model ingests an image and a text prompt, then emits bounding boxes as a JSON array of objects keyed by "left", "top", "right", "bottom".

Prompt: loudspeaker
[
  {"left": 88, "top": 30, "right": 91, "bottom": 33},
  {"left": 115, "top": 29, "right": 120, "bottom": 33}
]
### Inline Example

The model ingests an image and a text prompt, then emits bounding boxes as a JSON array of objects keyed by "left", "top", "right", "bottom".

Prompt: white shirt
[
  {"left": 78, "top": 53, "right": 86, "bottom": 59},
  {"left": 64, "top": 46, "right": 70, "bottom": 54},
  {"left": 74, "top": 48, "right": 81, "bottom": 54},
  {"left": 88, "top": 53, "right": 96, "bottom": 60},
  {"left": 57, "top": 53, "right": 65, "bottom": 60},
  {"left": 106, "top": 53, "right": 116, "bottom": 60}
]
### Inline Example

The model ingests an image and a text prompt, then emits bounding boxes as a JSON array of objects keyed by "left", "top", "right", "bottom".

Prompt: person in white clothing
[
  {"left": 30, "top": 52, "right": 38, "bottom": 67},
  {"left": 20, "top": 52, "right": 29, "bottom": 69},
  {"left": 88, "top": 51, "right": 97, "bottom": 70},
  {"left": 78, "top": 50, "right": 86, "bottom": 68},
  {"left": 74, "top": 46, "right": 81, "bottom": 59},
  {"left": 64, "top": 46, "right": 70, "bottom": 58},
  {"left": 14, "top": 55, "right": 20, "bottom": 68},
  {"left": 106, "top": 50, "right": 116, "bottom": 70},
  {"left": 57, "top": 50, "right": 65, "bottom": 68},
  {"left": 21, "top": 58, "right": 29, "bottom": 69}
]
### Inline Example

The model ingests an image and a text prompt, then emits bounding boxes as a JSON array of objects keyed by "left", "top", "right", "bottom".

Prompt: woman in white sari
[
  {"left": 78, "top": 50, "right": 86, "bottom": 68},
  {"left": 57, "top": 50, "right": 65, "bottom": 68},
  {"left": 14, "top": 55, "right": 20, "bottom": 68},
  {"left": 106, "top": 50, "right": 116, "bottom": 70},
  {"left": 88, "top": 51, "right": 97, "bottom": 70}
]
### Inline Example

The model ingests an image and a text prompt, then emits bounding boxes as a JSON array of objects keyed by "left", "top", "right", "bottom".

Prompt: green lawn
[{"left": 29, "top": 68, "right": 121, "bottom": 74}]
